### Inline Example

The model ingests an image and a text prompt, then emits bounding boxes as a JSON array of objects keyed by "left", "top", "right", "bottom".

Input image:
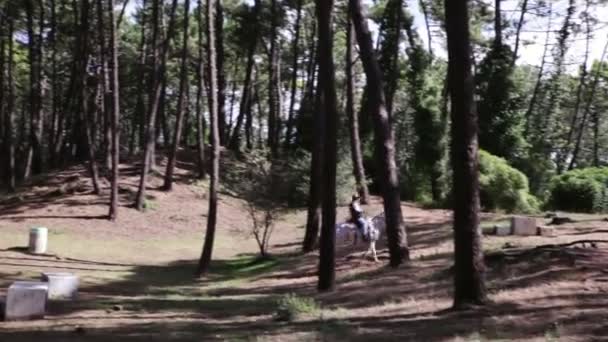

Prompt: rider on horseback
[{"left": 349, "top": 194, "right": 370, "bottom": 241}]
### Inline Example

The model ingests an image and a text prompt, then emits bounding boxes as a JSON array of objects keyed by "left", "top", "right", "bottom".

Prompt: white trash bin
[{"left": 28, "top": 227, "right": 48, "bottom": 254}]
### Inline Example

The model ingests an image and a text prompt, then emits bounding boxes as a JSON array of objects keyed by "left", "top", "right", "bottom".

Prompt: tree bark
[
  {"left": 524, "top": 3, "right": 552, "bottom": 137},
  {"left": 96, "top": 0, "right": 111, "bottom": 170},
  {"left": 378, "top": 0, "right": 403, "bottom": 118},
  {"left": 494, "top": 0, "right": 502, "bottom": 47},
  {"left": 24, "top": 0, "right": 45, "bottom": 179},
  {"left": 316, "top": 0, "right": 338, "bottom": 292},
  {"left": 77, "top": 0, "right": 102, "bottom": 195},
  {"left": 419, "top": 0, "right": 433, "bottom": 58},
  {"left": 511, "top": 0, "right": 528, "bottom": 64},
  {"left": 228, "top": 0, "right": 260, "bottom": 152},
  {"left": 295, "top": 19, "right": 318, "bottom": 150},
  {"left": 4, "top": 11, "right": 16, "bottom": 192},
  {"left": 568, "top": 38, "right": 608, "bottom": 170},
  {"left": 284, "top": 0, "right": 303, "bottom": 150},
  {"left": 302, "top": 56, "right": 323, "bottom": 253},
  {"left": 108, "top": 0, "right": 121, "bottom": 220},
  {"left": 164, "top": 0, "right": 191, "bottom": 190},
  {"left": 226, "top": 61, "right": 240, "bottom": 137},
  {"left": 135, "top": 0, "right": 179, "bottom": 211},
  {"left": 197, "top": 0, "right": 221, "bottom": 277},
  {"left": 346, "top": 15, "right": 370, "bottom": 204},
  {"left": 445, "top": 0, "right": 488, "bottom": 308},
  {"left": 134, "top": 0, "right": 148, "bottom": 154},
  {"left": 245, "top": 70, "right": 257, "bottom": 150},
  {"left": 216, "top": 0, "right": 227, "bottom": 146},
  {"left": 49, "top": 0, "right": 60, "bottom": 167},
  {"left": 349, "top": 0, "right": 410, "bottom": 267},
  {"left": 196, "top": 0, "right": 207, "bottom": 179},
  {"left": 267, "top": 0, "right": 280, "bottom": 157},
  {"left": 558, "top": 1, "right": 591, "bottom": 173}
]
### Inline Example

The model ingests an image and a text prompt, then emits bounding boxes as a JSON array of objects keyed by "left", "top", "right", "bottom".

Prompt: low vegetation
[
  {"left": 549, "top": 167, "right": 608, "bottom": 213},
  {"left": 478, "top": 150, "right": 539, "bottom": 214}
]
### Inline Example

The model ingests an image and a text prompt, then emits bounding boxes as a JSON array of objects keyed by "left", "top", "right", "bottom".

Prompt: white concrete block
[
  {"left": 4, "top": 281, "right": 48, "bottom": 321},
  {"left": 494, "top": 225, "right": 512, "bottom": 236},
  {"left": 41, "top": 272, "right": 79, "bottom": 300},
  {"left": 511, "top": 216, "right": 537, "bottom": 236},
  {"left": 28, "top": 227, "right": 48, "bottom": 254}
]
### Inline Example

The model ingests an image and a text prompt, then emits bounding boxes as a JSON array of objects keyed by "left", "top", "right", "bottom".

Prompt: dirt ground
[{"left": 2, "top": 156, "right": 608, "bottom": 341}]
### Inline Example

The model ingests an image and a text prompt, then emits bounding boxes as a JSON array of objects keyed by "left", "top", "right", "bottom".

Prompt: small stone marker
[
  {"left": 4, "top": 281, "right": 48, "bottom": 321},
  {"left": 41, "top": 272, "right": 79, "bottom": 300},
  {"left": 511, "top": 216, "right": 537, "bottom": 236},
  {"left": 28, "top": 227, "right": 48, "bottom": 254},
  {"left": 494, "top": 224, "right": 512, "bottom": 236},
  {"left": 537, "top": 226, "right": 556, "bottom": 237}
]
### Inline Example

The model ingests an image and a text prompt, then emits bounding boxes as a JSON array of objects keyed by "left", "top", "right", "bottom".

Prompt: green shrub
[
  {"left": 548, "top": 167, "right": 608, "bottom": 213},
  {"left": 275, "top": 293, "right": 320, "bottom": 322},
  {"left": 478, "top": 150, "right": 539, "bottom": 213}
]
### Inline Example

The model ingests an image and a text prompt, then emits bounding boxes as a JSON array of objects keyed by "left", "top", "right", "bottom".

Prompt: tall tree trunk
[
  {"left": 197, "top": 0, "right": 221, "bottom": 277},
  {"left": 228, "top": 0, "right": 260, "bottom": 152},
  {"left": 378, "top": 0, "right": 403, "bottom": 117},
  {"left": 316, "top": 0, "right": 338, "bottom": 292},
  {"left": 164, "top": 0, "right": 191, "bottom": 190},
  {"left": 49, "top": 0, "right": 59, "bottom": 167},
  {"left": 569, "top": 39, "right": 608, "bottom": 170},
  {"left": 494, "top": 0, "right": 502, "bottom": 47},
  {"left": 134, "top": 0, "right": 148, "bottom": 154},
  {"left": 540, "top": 0, "right": 575, "bottom": 142},
  {"left": 256, "top": 85, "right": 265, "bottom": 148},
  {"left": 511, "top": 0, "right": 528, "bottom": 64},
  {"left": 245, "top": 71, "right": 257, "bottom": 150},
  {"left": 419, "top": 0, "right": 433, "bottom": 58},
  {"left": 134, "top": 0, "right": 150, "bottom": 150},
  {"left": 135, "top": 0, "right": 178, "bottom": 211},
  {"left": 592, "top": 109, "right": 600, "bottom": 167},
  {"left": 196, "top": 0, "right": 206, "bottom": 179},
  {"left": 267, "top": 0, "right": 280, "bottom": 157},
  {"left": 346, "top": 15, "right": 370, "bottom": 204},
  {"left": 96, "top": 0, "right": 111, "bottom": 170},
  {"left": 302, "top": 58, "right": 323, "bottom": 253},
  {"left": 24, "top": 0, "right": 45, "bottom": 179},
  {"left": 226, "top": 61, "right": 240, "bottom": 137},
  {"left": 0, "top": 20, "right": 5, "bottom": 170},
  {"left": 108, "top": 0, "right": 121, "bottom": 220},
  {"left": 349, "top": 0, "right": 409, "bottom": 267},
  {"left": 445, "top": 0, "right": 488, "bottom": 308},
  {"left": 524, "top": 3, "right": 552, "bottom": 137},
  {"left": 216, "top": 0, "right": 227, "bottom": 146},
  {"left": 54, "top": 2, "right": 80, "bottom": 167},
  {"left": 4, "top": 11, "right": 16, "bottom": 192},
  {"left": 77, "top": 0, "right": 101, "bottom": 195},
  {"left": 558, "top": 1, "right": 591, "bottom": 173},
  {"left": 116, "top": 0, "right": 130, "bottom": 29},
  {"left": 295, "top": 19, "right": 318, "bottom": 149},
  {"left": 284, "top": 0, "right": 303, "bottom": 150}
]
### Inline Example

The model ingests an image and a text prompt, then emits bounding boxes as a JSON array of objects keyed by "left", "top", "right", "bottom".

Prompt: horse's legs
[{"left": 371, "top": 241, "right": 378, "bottom": 262}]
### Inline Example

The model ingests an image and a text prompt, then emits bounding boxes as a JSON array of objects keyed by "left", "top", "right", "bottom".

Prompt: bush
[
  {"left": 548, "top": 167, "right": 608, "bottom": 213},
  {"left": 478, "top": 150, "right": 539, "bottom": 213},
  {"left": 275, "top": 293, "right": 320, "bottom": 322}
]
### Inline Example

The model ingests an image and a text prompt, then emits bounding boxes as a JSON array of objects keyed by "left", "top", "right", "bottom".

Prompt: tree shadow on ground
[{"left": 4, "top": 208, "right": 608, "bottom": 340}]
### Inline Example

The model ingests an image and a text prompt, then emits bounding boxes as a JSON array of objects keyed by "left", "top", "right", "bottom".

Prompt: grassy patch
[
  {"left": 210, "top": 255, "right": 282, "bottom": 279},
  {"left": 143, "top": 199, "right": 159, "bottom": 211},
  {"left": 274, "top": 293, "right": 321, "bottom": 321}
]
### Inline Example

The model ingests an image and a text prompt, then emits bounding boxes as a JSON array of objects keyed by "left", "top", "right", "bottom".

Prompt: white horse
[{"left": 335, "top": 213, "right": 384, "bottom": 262}]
